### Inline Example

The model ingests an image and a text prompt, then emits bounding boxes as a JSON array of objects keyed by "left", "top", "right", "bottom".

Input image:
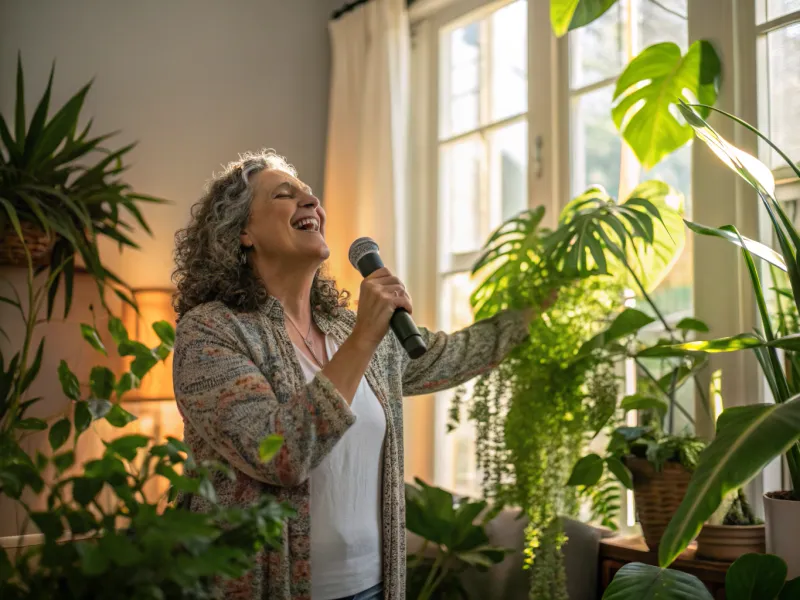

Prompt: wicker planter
[
  {"left": 0, "top": 221, "right": 54, "bottom": 267},
  {"left": 696, "top": 524, "right": 765, "bottom": 562},
  {"left": 625, "top": 456, "right": 693, "bottom": 551}
]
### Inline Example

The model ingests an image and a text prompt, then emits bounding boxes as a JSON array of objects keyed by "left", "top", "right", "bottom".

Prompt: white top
[{"left": 292, "top": 335, "right": 386, "bottom": 600}]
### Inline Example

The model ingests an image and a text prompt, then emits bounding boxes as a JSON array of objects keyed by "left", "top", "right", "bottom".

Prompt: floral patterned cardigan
[{"left": 172, "top": 296, "right": 529, "bottom": 600}]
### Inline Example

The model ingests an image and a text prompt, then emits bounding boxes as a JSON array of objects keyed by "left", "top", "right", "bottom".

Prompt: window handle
[{"left": 534, "top": 135, "right": 544, "bottom": 179}]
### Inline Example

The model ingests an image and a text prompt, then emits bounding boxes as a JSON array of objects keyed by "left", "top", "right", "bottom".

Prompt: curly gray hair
[{"left": 172, "top": 149, "right": 349, "bottom": 318}]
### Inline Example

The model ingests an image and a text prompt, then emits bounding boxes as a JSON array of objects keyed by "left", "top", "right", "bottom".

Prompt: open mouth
[{"left": 291, "top": 217, "right": 320, "bottom": 233}]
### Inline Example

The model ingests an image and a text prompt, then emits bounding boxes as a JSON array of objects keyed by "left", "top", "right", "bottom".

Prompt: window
[{"left": 433, "top": 0, "right": 529, "bottom": 496}]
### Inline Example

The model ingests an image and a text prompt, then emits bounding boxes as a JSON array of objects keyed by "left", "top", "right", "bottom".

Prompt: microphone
[{"left": 348, "top": 238, "right": 428, "bottom": 359}]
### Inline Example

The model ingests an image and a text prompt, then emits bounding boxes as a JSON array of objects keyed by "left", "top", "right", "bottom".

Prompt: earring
[{"left": 239, "top": 248, "right": 248, "bottom": 266}]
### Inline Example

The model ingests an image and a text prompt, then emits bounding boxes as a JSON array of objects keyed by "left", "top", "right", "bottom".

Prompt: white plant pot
[{"left": 764, "top": 491, "right": 800, "bottom": 579}]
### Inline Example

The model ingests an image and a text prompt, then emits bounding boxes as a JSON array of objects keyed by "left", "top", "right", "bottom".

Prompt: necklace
[{"left": 285, "top": 312, "right": 326, "bottom": 367}]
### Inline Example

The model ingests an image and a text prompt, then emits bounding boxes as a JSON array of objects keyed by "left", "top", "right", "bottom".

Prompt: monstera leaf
[
  {"left": 550, "top": 0, "right": 618, "bottom": 37},
  {"left": 612, "top": 41, "right": 721, "bottom": 169},
  {"left": 602, "top": 563, "right": 713, "bottom": 600},
  {"left": 543, "top": 181, "right": 685, "bottom": 293}
]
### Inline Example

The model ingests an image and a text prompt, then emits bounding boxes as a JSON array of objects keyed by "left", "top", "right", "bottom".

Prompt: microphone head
[{"left": 349, "top": 237, "right": 380, "bottom": 270}]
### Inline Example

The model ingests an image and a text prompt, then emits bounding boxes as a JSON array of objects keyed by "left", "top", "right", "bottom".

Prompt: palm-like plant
[{"left": 0, "top": 55, "right": 164, "bottom": 318}]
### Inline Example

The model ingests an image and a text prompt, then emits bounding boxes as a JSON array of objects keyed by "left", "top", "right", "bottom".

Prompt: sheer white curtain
[{"left": 323, "top": 0, "right": 410, "bottom": 299}]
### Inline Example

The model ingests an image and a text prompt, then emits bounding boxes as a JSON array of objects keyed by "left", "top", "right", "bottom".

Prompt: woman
[{"left": 172, "top": 150, "right": 545, "bottom": 600}]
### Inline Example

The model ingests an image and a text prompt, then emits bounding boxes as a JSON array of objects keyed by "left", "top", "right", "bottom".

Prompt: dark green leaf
[
  {"left": 104, "top": 434, "right": 149, "bottom": 461},
  {"left": 104, "top": 403, "right": 136, "bottom": 427},
  {"left": 602, "top": 562, "right": 713, "bottom": 599},
  {"left": 130, "top": 351, "right": 158, "bottom": 380},
  {"left": 74, "top": 401, "right": 92, "bottom": 433},
  {"left": 550, "top": 0, "right": 618, "bottom": 37},
  {"left": 19, "top": 338, "right": 45, "bottom": 394},
  {"left": 65, "top": 509, "right": 96, "bottom": 535},
  {"left": 89, "top": 366, "right": 115, "bottom": 400},
  {"left": 49, "top": 417, "right": 71, "bottom": 451},
  {"left": 35, "top": 451, "right": 48, "bottom": 470},
  {"left": 726, "top": 553, "right": 787, "bottom": 600},
  {"left": 612, "top": 41, "right": 721, "bottom": 169},
  {"left": 31, "top": 512, "right": 64, "bottom": 539},
  {"left": 567, "top": 453, "right": 604, "bottom": 486},
  {"left": 72, "top": 477, "right": 104, "bottom": 506},
  {"left": 578, "top": 308, "right": 655, "bottom": 358},
  {"left": 14, "top": 54, "right": 25, "bottom": 148},
  {"left": 779, "top": 576, "right": 800, "bottom": 600},
  {"left": 16, "top": 418, "right": 47, "bottom": 431},
  {"left": 33, "top": 82, "right": 92, "bottom": 164},
  {"left": 53, "top": 450, "right": 75, "bottom": 473},
  {"left": 659, "top": 399, "right": 800, "bottom": 567},
  {"left": 23, "top": 62, "right": 55, "bottom": 161},
  {"left": 76, "top": 541, "right": 110, "bottom": 575},
  {"left": 675, "top": 317, "right": 710, "bottom": 333},
  {"left": 259, "top": 434, "right": 284, "bottom": 463},
  {"left": 606, "top": 456, "right": 634, "bottom": 489},
  {"left": 99, "top": 533, "right": 144, "bottom": 566},
  {"left": 80, "top": 323, "right": 106, "bottom": 355},
  {"left": 87, "top": 398, "right": 112, "bottom": 420},
  {"left": 620, "top": 395, "right": 669, "bottom": 419},
  {"left": 115, "top": 372, "right": 139, "bottom": 398},
  {"left": 0, "top": 542, "right": 13, "bottom": 580}
]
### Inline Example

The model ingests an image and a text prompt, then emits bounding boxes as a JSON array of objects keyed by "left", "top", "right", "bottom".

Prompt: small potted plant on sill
[{"left": 695, "top": 488, "right": 765, "bottom": 562}]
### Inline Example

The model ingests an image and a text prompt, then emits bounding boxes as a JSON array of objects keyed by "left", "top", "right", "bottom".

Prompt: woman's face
[{"left": 240, "top": 168, "right": 329, "bottom": 266}]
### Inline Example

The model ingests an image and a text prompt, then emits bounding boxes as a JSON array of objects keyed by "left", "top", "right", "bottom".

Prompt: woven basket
[
  {"left": 625, "top": 456, "right": 693, "bottom": 551},
  {"left": 0, "top": 221, "right": 54, "bottom": 267}
]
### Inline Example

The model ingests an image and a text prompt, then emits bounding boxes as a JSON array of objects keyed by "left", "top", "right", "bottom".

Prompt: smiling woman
[{"left": 169, "top": 149, "right": 542, "bottom": 600}]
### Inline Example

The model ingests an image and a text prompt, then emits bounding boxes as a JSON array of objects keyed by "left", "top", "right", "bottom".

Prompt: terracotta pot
[
  {"left": 696, "top": 524, "right": 765, "bottom": 562},
  {"left": 764, "top": 491, "right": 800, "bottom": 578},
  {"left": 625, "top": 456, "right": 692, "bottom": 551}
]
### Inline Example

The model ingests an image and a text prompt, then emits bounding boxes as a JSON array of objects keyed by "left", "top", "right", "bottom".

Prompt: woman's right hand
[{"left": 351, "top": 267, "right": 413, "bottom": 349}]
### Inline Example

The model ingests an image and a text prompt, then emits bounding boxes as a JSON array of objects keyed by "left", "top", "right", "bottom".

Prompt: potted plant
[
  {"left": 695, "top": 488, "right": 765, "bottom": 562},
  {"left": 405, "top": 479, "right": 511, "bottom": 600},
  {"left": 0, "top": 55, "right": 165, "bottom": 318},
  {"left": 635, "top": 104, "right": 800, "bottom": 578}
]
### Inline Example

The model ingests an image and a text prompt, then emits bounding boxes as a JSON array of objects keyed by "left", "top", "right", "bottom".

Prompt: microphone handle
[{"left": 356, "top": 253, "right": 428, "bottom": 359}]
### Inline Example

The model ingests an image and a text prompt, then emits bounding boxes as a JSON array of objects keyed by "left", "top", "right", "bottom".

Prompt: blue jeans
[{"left": 332, "top": 582, "right": 383, "bottom": 600}]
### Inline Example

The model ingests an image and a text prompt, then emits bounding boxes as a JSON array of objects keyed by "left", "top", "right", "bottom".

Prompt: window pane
[
  {"left": 443, "top": 22, "right": 481, "bottom": 138},
  {"left": 489, "top": 121, "right": 528, "bottom": 221},
  {"left": 637, "top": 0, "right": 688, "bottom": 52},
  {"left": 441, "top": 138, "right": 484, "bottom": 254},
  {"left": 765, "top": 23, "right": 800, "bottom": 167},
  {"left": 570, "top": 0, "right": 627, "bottom": 89},
  {"left": 441, "top": 271, "right": 476, "bottom": 330},
  {"left": 758, "top": 0, "right": 800, "bottom": 23},
  {"left": 491, "top": 0, "right": 527, "bottom": 121},
  {"left": 571, "top": 86, "right": 621, "bottom": 199}
]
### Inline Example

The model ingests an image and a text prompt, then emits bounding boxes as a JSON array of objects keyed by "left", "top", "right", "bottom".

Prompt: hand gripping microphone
[{"left": 348, "top": 237, "right": 428, "bottom": 359}]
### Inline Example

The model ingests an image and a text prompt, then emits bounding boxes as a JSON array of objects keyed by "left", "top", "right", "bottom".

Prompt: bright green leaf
[
  {"left": 550, "top": 0, "right": 618, "bottom": 37},
  {"left": 152, "top": 320, "right": 175, "bottom": 349},
  {"left": 612, "top": 41, "right": 721, "bottom": 169},
  {"left": 104, "top": 403, "right": 136, "bottom": 428},
  {"left": 49, "top": 417, "right": 71, "bottom": 451},
  {"left": 567, "top": 453, "right": 604, "bottom": 486},
  {"left": 602, "top": 562, "right": 713, "bottom": 599},
  {"left": 726, "top": 553, "right": 787, "bottom": 600},
  {"left": 686, "top": 221, "right": 787, "bottom": 272},
  {"left": 259, "top": 434, "right": 284, "bottom": 463},
  {"left": 104, "top": 434, "right": 149, "bottom": 461},
  {"left": 659, "top": 398, "right": 800, "bottom": 567},
  {"left": 108, "top": 316, "right": 129, "bottom": 346},
  {"left": 675, "top": 317, "right": 710, "bottom": 333}
]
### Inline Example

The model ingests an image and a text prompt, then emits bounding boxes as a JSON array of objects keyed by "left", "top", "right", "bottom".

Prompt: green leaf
[
  {"left": 612, "top": 41, "right": 721, "bottom": 169},
  {"left": 567, "top": 453, "right": 604, "bottom": 486},
  {"left": 16, "top": 418, "right": 47, "bottom": 431},
  {"left": 685, "top": 220, "right": 787, "bottom": 272},
  {"left": 675, "top": 317, "right": 710, "bottom": 334},
  {"left": 259, "top": 434, "right": 284, "bottom": 463},
  {"left": 80, "top": 323, "right": 107, "bottom": 355},
  {"left": 65, "top": 509, "right": 96, "bottom": 535},
  {"left": 578, "top": 308, "right": 655, "bottom": 358},
  {"left": 73, "top": 477, "right": 104, "bottom": 506},
  {"left": 99, "top": 533, "right": 144, "bottom": 566},
  {"left": 49, "top": 417, "right": 71, "bottom": 451},
  {"left": 152, "top": 320, "right": 175, "bottom": 349},
  {"left": 89, "top": 366, "right": 115, "bottom": 400},
  {"left": 31, "top": 511, "right": 64, "bottom": 539},
  {"left": 115, "top": 372, "right": 139, "bottom": 398},
  {"left": 104, "top": 403, "right": 136, "bottom": 428},
  {"left": 780, "top": 577, "right": 800, "bottom": 600},
  {"left": 108, "top": 316, "right": 129, "bottom": 346},
  {"left": 658, "top": 398, "right": 800, "bottom": 567},
  {"left": 76, "top": 541, "right": 110, "bottom": 575},
  {"left": 726, "top": 553, "right": 787, "bottom": 600},
  {"left": 602, "top": 562, "right": 713, "bottom": 599},
  {"left": 33, "top": 81, "right": 92, "bottom": 164},
  {"left": 104, "top": 434, "right": 149, "bottom": 461},
  {"left": 14, "top": 54, "right": 26, "bottom": 148},
  {"left": 87, "top": 398, "right": 112, "bottom": 420},
  {"left": 130, "top": 351, "right": 158, "bottom": 380},
  {"left": 640, "top": 333, "right": 800, "bottom": 358},
  {"left": 53, "top": 450, "right": 75, "bottom": 473},
  {"left": 23, "top": 61, "right": 55, "bottom": 161},
  {"left": 606, "top": 456, "right": 634, "bottom": 489},
  {"left": 550, "top": 0, "right": 618, "bottom": 37},
  {"left": 0, "top": 542, "right": 13, "bottom": 580},
  {"left": 19, "top": 338, "right": 45, "bottom": 394},
  {"left": 620, "top": 394, "right": 669, "bottom": 419},
  {"left": 74, "top": 401, "right": 92, "bottom": 434}
]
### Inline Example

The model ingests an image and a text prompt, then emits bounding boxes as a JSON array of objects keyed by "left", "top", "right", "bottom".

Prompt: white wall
[{"left": 0, "top": 0, "right": 342, "bottom": 288}]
